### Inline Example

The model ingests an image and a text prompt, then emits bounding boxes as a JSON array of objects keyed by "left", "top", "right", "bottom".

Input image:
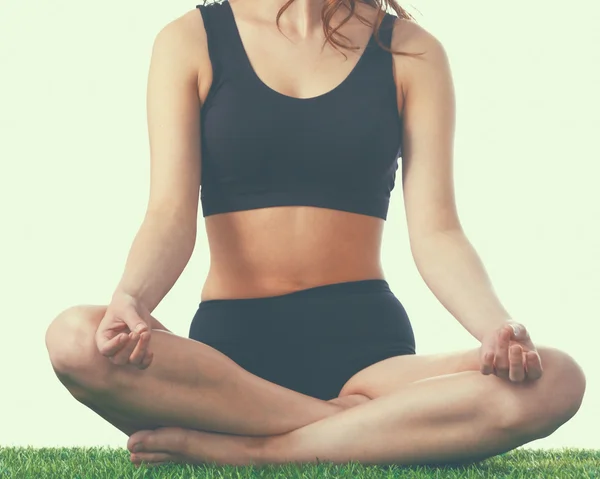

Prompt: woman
[{"left": 45, "top": 0, "right": 586, "bottom": 467}]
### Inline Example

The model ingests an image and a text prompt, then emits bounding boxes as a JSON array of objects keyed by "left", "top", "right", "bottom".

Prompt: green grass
[{"left": 0, "top": 448, "right": 598, "bottom": 478}]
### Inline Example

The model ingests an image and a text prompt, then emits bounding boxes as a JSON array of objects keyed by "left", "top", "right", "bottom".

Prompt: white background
[{"left": 1, "top": 0, "right": 598, "bottom": 450}]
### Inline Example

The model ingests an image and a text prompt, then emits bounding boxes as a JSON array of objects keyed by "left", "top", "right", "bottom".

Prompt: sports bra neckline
[{"left": 223, "top": 0, "right": 377, "bottom": 102}]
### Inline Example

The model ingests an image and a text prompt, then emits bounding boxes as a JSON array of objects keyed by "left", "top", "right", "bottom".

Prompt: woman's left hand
[{"left": 479, "top": 321, "right": 543, "bottom": 383}]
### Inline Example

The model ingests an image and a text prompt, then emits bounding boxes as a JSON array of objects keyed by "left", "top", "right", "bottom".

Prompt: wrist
[
  {"left": 111, "top": 286, "right": 145, "bottom": 303},
  {"left": 111, "top": 289, "right": 135, "bottom": 304},
  {"left": 110, "top": 289, "right": 151, "bottom": 313},
  {"left": 476, "top": 317, "right": 515, "bottom": 342},
  {"left": 111, "top": 290, "right": 168, "bottom": 330}
]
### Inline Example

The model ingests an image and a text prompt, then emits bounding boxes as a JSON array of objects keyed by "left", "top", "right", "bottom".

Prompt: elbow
[{"left": 409, "top": 226, "right": 466, "bottom": 251}]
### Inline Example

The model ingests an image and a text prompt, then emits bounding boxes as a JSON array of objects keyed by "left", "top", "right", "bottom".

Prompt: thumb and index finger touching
[
  {"left": 122, "top": 306, "right": 150, "bottom": 335},
  {"left": 479, "top": 321, "right": 542, "bottom": 379},
  {"left": 96, "top": 304, "right": 150, "bottom": 358},
  {"left": 506, "top": 322, "right": 536, "bottom": 350},
  {"left": 118, "top": 307, "right": 154, "bottom": 368},
  {"left": 479, "top": 322, "right": 529, "bottom": 375}
]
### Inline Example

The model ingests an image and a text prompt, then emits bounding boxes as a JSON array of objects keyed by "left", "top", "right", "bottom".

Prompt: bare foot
[
  {"left": 127, "top": 427, "right": 264, "bottom": 466},
  {"left": 127, "top": 395, "right": 370, "bottom": 466}
]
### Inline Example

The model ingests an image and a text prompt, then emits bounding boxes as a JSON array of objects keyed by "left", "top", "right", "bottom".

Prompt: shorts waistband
[{"left": 198, "top": 278, "right": 391, "bottom": 307}]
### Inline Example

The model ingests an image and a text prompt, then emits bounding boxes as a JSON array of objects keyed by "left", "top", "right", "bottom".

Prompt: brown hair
[{"left": 202, "top": 0, "right": 423, "bottom": 58}]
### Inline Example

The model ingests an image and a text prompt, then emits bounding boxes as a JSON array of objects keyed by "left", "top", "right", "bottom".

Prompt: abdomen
[{"left": 201, "top": 206, "right": 385, "bottom": 300}]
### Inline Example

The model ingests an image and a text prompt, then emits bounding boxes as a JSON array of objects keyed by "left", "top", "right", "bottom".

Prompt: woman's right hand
[{"left": 95, "top": 293, "right": 154, "bottom": 369}]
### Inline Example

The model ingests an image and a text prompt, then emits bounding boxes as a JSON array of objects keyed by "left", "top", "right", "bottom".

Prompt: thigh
[
  {"left": 339, "top": 344, "right": 585, "bottom": 420},
  {"left": 46, "top": 305, "right": 344, "bottom": 437},
  {"left": 339, "top": 348, "right": 481, "bottom": 399}
]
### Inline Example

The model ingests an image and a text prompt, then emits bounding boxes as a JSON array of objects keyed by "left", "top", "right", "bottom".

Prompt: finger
[
  {"left": 508, "top": 322, "right": 536, "bottom": 349},
  {"left": 124, "top": 309, "right": 149, "bottom": 335},
  {"left": 508, "top": 344, "right": 525, "bottom": 382},
  {"left": 508, "top": 322, "right": 523, "bottom": 339},
  {"left": 139, "top": 350, "right": 154, "bottom": 370},
  {"left": 480, "top": 350, "right": 495, "bottom": 375},
  {"left": 494, "top": 327, "right": 511, "bottom": 379},
  {"left": 525, "top": 350, "right": 543, "bottom": 380},
  {"left": 129, "top": 331, "right": 151, "bottom": 367},
  {"left": 97, "top": 332, "right": 128, "bottom": 357},
  {"left": 111, "top": 332, "right": 139, "bottom": 366}
]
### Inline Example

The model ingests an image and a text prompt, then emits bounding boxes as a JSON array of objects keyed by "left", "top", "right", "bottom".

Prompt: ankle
[
  {"left": 248, "top": 435, "right": 278, "bottom": 466},
  {"left": 329, "top": 394, "right": 371, "bottom": 410}
]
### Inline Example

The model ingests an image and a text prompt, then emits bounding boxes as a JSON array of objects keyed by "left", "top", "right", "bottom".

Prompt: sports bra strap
[
  {"left": 196, "top": 2, "right": 248, "bottom": 77},
  {"left": 377, "top": 13, "right": 396, "bottom": 49}
]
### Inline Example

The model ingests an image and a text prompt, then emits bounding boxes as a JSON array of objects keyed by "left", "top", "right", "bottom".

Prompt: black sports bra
[{"left": 196, "top": 1, "right": 402, "bottom": 220}]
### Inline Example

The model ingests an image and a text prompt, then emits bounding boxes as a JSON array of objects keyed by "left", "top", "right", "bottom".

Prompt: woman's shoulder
[
  {"left": 390, "top": 16, "right": 446, "bottom": 60},
  {"left": 150, "top": 8, "right": 213, "bottom": 86},
  {"left": 389, "top": 16, "right": 451, "bottom": 91},
  {"left": 153, "top": 8, "right": 208, "bottom": 54}
]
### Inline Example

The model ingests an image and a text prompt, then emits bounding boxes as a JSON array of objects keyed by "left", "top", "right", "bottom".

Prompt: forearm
[
  {"left": 112, "top": 208, "right": 196, "bottom": 314},
  {"left": 410, "top": 229, "right": 512, "bottom": 341}
]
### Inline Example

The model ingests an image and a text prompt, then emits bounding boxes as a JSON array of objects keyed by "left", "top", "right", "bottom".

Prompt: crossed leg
[
  {"left": 127, "top": 345, "right": 586, "bottom": 466},
  {"left": 45, "top": 305, "right": 586, "bottom": 467},
  {"left": 45, "top": 305, "right": 361, "bottom": 437},
  {"left": 257, "top": 346, "right": 586, "bottom": 465}
]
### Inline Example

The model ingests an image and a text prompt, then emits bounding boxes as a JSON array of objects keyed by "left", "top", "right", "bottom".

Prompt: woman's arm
[
  {"left": 409, "top": 230, "right": 512, "bottom": 341},
  {"left": 111, "top": 15, "right": 205, "bottom": 321},
  {"left": 393, "top": 21, "right": 512, "bottom": 341}
]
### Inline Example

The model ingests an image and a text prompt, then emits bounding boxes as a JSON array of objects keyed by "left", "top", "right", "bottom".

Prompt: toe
[
  {"left": 127, "top": 429, "right": 155, "bottom": 453},
  {"left": 152, "top": 427, "right": 191, "bottom": 453},
  {"left": 129, "top": 427, "right": 191, "bottom": 455}
]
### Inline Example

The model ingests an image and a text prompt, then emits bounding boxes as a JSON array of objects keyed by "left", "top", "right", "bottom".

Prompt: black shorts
[{"left": 188, "top": 279, "right": 416, "bottom": 401}]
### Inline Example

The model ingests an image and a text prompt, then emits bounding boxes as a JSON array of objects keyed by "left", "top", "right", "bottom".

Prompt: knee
[
  {"left": 538, "top": 347, "right": 586, "bottom": 426},
  {"left": 45, "top": 305, "right": 107, "bottom": 386},
  {"left": 546, "top": 347, "right": 586, "bottom": 421},
  {"left": 507, "top": 346, "right": 586, "bottom": 439}
]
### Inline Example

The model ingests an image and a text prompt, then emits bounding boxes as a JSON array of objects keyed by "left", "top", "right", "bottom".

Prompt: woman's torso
[{"left": 191, "top": 0, "right": 407, "bottom": 300}]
